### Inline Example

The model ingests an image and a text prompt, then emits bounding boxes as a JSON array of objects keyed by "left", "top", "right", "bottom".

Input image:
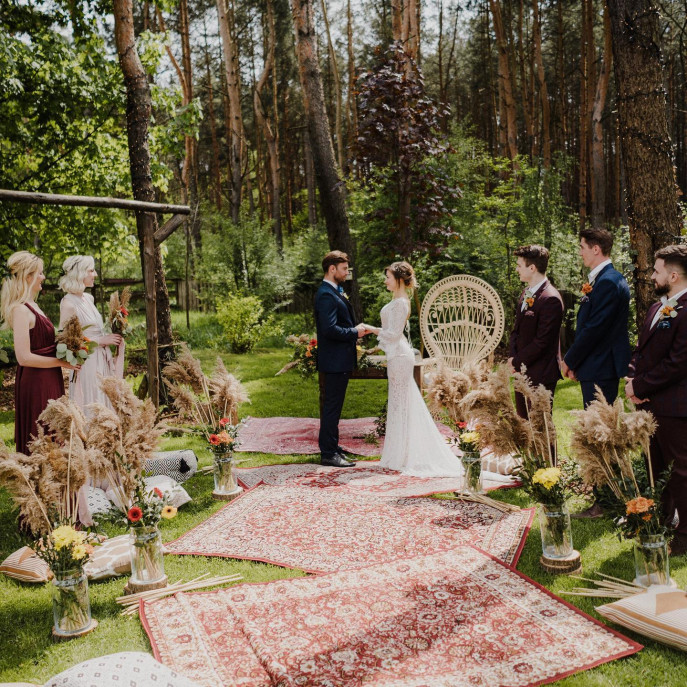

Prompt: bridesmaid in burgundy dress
[{"left": 0, "top": 251, "right": 78, "bottom": 454}]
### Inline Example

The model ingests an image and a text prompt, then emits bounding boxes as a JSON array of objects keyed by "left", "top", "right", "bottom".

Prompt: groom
[{"left": 315, "top": 251, "right": 368, "bottom": 467}]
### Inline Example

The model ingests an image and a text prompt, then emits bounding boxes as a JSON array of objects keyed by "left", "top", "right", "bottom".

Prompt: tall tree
[
  {"left": 608, "top": 0, "right": 682, "bottom": 323},
  {"left": 113, "top": 0, "right": 174, "bottom": 406},
  {"left": 290, "top": 0, "right": 361, "bottom": 318},
  {"left": 320, "top": 0, "right": 344, "bottom": 172}
]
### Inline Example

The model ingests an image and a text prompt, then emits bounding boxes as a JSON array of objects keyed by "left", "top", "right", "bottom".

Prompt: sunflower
[{"left": 161, "top": 505, "right": 177, "bottom": 519}]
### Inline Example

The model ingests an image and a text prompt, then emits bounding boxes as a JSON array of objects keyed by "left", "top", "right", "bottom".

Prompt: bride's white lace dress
[{"left": 377, "top": 298, "right": 464, "bottom": 478}]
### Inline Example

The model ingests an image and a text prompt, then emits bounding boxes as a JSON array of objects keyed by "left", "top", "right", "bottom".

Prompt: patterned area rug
[
  {"left": 235, "top": 416, "right": 452, "bottom": 456},
  {"left": 235, "top": 461, "right": 520, "bottom": 495},
  {"left": 142, "top": 546, "right": 641, "bottom": 687},
  {"left": 166, "top": 485, "right": 533, "bottom": 572}
]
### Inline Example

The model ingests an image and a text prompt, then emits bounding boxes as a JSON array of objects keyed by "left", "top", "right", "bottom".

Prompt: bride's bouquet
[
  {"left": 56, "top": 315, "right": 98, "bottom": 383},
  {"left": 106, "top": 287, "right": 133, "bottom": 357}
]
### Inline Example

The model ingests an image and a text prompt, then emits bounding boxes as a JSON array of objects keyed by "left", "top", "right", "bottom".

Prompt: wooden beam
[
  {"left": 154, "top": 213, "right": 186, "bottom": 245},
  {"left": 0, "top": 189, "right": 190, "bottom": 215}
]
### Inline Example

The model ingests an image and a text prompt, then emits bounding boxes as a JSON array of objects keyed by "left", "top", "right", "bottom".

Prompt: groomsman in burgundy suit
[
  {"left": 508, "top": 245, "right": 564, "bottom": 421},
  {"left": 625, "top": 245, "right": 687, "bottom": 556}
]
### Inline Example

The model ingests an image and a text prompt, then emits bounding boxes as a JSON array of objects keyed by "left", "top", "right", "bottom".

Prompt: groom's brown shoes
[{"left": 321, "top": 453, "right": 354, "bottom": 468}]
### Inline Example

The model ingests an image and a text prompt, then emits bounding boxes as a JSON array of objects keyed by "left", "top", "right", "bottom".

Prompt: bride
[{"left": 364, "top": 262, "right": 464, "bottom": 478}]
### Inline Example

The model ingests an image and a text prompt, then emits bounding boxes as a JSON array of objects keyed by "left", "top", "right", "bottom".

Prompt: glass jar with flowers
[
  {"left": 121, "top": 477, "right": 177, "bottom": 589},
  {"left": 32, "top": 524, "right": 96, "bottom": 638},
  {"left": 457, "top": 424, "right": 482, "bottom": 494},
  {"left": 208, "top": 418, "right": 243, "bottom": 499},
  {"left": 570, "top": 392, "right": 670, "bottom": 587}
]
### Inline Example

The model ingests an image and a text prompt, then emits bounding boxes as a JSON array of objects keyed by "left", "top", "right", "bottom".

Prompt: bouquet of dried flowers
[
  {"left": 569, "top": 391, "right": 667, "bottom": 539},
  {"left": 56, "top": 315, "right": 98, "bottom": 382},
  {"left": 163, "top": 346, "right": 249, "bottom": 449},
  {"left": 426, "top": 361, "right": 489, "bottom": 426},
  {"left": 106, "top": 287, "right": 132, "bottom": 356}
]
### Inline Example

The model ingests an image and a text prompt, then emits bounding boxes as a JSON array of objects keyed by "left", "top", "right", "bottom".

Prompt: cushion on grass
[
  {"left": 481, "top": 449, "right": 521, "bottom": 475},
  {"left": 43, "top": 652, "right": 202, "bottom": 687},
  {"left": 596, "top": 584, "right": 687, "bottom": 651},
  {"left": 83, "top": 535, "right": 131, "bottom": 580},
  {"left": 84, "top": 487, "right": 112, "bottom": 516},
  {"left": 143, "top": 475, "right": 192, "bottom": 508},
  {"left": 0, "top": 547, "right": 52, "bottom": 583},
  {"left": 145, "top": 449, "right": 198, "bottom": 484}
]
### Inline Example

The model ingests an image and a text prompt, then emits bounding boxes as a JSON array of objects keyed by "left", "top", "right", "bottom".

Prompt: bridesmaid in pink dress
[{"left": 0, "top": 252, "right": 78, "bottom": 454}]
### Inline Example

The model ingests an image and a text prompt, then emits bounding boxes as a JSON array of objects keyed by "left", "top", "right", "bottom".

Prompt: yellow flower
[
  {"left": 51, "top": 525, "right": 83, "bottom": 550},
  {"left": 460, "top": 432, "right": 480, "bottom": 445},
  {"left": 532, "top": 467, "right": 561, "bottom": 490},
  {"left": 161, "top": 505, "right": 177, "bottom": 519},
  {"left": 72, "top": 544, "right": 88, "bottom": 560}
]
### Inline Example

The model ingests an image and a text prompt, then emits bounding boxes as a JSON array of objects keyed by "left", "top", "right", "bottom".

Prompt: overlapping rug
[
  {"left": 141, "top": 546, "right": 641, "bottom": 687},
  {"left": 166, "top": 485, "right": 533, "bottom": 572},
  {"left": 235, "top": 461, "right": 520, "bottom": 495},
  {"left": 235, "top": 416, "right": 452, "bottom": 456}
]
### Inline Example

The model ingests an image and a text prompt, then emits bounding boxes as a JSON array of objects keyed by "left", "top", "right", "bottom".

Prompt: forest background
[{"left": 1, "top": 0, "right": 686, "bottom": 357}]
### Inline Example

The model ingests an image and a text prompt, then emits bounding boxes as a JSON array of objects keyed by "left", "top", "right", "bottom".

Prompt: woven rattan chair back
[{"left": 420, "top": 275, "right": 505, "bottom": 370}]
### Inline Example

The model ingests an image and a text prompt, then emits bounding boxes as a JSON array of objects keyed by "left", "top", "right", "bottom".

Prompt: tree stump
[{"left": 539, "top": 550, "right": 582, "bottom": 575}]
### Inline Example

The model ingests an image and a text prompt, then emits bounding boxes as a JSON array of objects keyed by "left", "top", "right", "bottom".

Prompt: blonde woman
[
  {"left": 1, "top": 251, "right": 77, "bottom": 454},
  {"left": 364, "top": 261, "right": 463, "bottom": 478},
  {"left": 59, "top": 255, "right": 124, "bottom": 412}
]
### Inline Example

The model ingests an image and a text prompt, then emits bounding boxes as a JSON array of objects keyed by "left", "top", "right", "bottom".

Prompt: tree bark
[
  {"left": 290, "top": 0, "right": 361, "bottom": 320},
  {"left": 217, "top": 0, "right": 244, "bottom": 223},
  {"left": 254, "top": 0, "right": 282, "bottom": 250},
  {"left": 532, "top": 0, "right": 551, "bottom": 166},
  {"left": 113, "top": 0, "right": 174, "bottom": 407},
  {"left": 591, "top": 3, "right": 612, "bottom": 227},
  {"left": 320, "top": 0, "right": 344, "bottom": 172},
  {"left": 608, "top": 0, "right": 682, "bottom": 324},
  {"left": 204, "top": 24, "right": 222, "bottom": 210},
  {"left": 489, "top": 0, "right": 518, "bottom": 160},
  {"left": 346, "top": 0, "right": 358, "bottom": 171}
]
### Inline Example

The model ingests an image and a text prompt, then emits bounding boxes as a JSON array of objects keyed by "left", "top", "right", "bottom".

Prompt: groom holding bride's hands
[{"left": 315, "top": 251, "right": 371, "bottom": 467}]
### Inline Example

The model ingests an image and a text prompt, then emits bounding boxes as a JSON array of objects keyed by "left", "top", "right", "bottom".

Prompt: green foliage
[{"left": 215, "top": 293, "right": 278, "bottom": 353}]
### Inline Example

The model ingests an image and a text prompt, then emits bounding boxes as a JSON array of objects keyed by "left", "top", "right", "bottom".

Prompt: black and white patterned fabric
[
  {"left": 144, "top": 450, "right": 198, "bottom": 483},
  {"left": 85, "top": 487, "right": 112, "bottom": 516},
  {"left": 44, "top": 651, "right": 202, "bottom": 687}
]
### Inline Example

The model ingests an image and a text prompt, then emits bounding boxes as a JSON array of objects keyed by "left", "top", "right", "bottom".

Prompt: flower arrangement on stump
[
  {"left": 570, "top": 391, "right": 669, "bottom": 586},
  {"left": 163, "top": 346, "right": 248, "bottom": 501}
]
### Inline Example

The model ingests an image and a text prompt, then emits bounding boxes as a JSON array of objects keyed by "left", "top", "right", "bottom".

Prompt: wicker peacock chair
[{"left": 420, "top": 275, "right": 505, "bottom": 370}]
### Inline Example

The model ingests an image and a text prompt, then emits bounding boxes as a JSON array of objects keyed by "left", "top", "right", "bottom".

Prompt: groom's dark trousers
[{"left": 315, "top": 281, "right": 358, "bottom": 459}]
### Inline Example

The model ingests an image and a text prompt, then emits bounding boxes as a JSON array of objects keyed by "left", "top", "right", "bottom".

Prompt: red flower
[
  {"left": 120, "top": 307, "right": 129, "bottom": 316},
  {"left": 153, "top": 487, "right": 163, "bottom": 499},
  {"left": 457, "top": 422, "right": 468, "bottom": 429},
  {"left": 219, "top": 417, "right": 230, "bottom": 428},
  {"left": 127, "top": 506, "right": 143, "bottom": 523},
  {"left": 309, "top": 338, "right": 317, "bottom": 346},
  {"left": 209, "top": 434, "right": 220, "bottom": 445}
]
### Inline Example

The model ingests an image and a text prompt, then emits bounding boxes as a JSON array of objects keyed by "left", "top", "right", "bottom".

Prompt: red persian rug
[
  {"left": 235, "top": 416, "right": 452, "bottom": 456},
  {"left": 235, "top": 461, "right": 520, "bottom": 495},
  {"left": 165, "top": 485, "right": 533, "bottom": 572},
  {"left": 142, "top": 546, "right": 641, "bottom": 687}
]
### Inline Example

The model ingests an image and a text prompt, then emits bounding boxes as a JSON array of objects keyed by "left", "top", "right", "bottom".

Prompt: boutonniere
[
  {"left": 658, "top": 298, "right": 682, "bottom": 322},
  {"left": 342, "top": 291, "right": 349, "bottom": 301},
  {"left": 523, "top": 289, "right": 535, "bottom": 311},
  {"left": 580, "top": 282, "right": 593, "bottom": 303}
]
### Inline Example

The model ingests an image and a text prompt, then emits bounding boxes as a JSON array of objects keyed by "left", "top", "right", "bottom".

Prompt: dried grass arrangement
[
  {"left": 425, "top": 360, "right": 489, "bottom": 425},
  {"left": 163, "top": 345, "right": 249, "bottom": 438},
  {"left": 0, "top": 378, "right": 164, "bottom": 534}
]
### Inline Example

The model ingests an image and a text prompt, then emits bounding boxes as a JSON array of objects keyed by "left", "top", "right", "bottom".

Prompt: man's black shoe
[
  {"left": 321, "top": 453, "right": 354, "bottom": 468},
  {"left": 337, "top": 448, "right": 357, "bottom": 464}
]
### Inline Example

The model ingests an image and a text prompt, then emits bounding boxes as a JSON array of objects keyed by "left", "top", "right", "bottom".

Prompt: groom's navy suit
[
  {"left": 563, "top": 263, "right": 631, "bottom": 407},
  {"left": 315, "top": 280, "right": 358, "bottom": 458}
]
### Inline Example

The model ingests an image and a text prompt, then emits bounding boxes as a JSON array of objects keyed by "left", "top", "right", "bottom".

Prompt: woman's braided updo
[{"left": 385, "top": 261, "right": 417, "bottom": 289}]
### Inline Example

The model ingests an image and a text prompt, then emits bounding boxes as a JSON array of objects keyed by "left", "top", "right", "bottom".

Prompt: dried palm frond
[
  {"left": 56, "top": 314, "right": 86, "bottom": 353},
  {"left": 208, "top": 357, "right": 249, "bottom": 424},
  {"left": 38, "top": 397, "right": 87, "bottom": 443},
  {"left": 511, "top": 370, "right": 557, "bottom": 463},
  {"left": 425, "top": 360, "right": 489, "bottom": 425},
  {"left": 162, "top": 345, "right": 208, "bottom": 394}
]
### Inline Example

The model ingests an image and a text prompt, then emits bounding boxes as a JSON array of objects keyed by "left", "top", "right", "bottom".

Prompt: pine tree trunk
[
  {"left": 532, "top": 0, "right": 550, "bottom": 166},
  {"left": 320, "top": 0, "right": 344, "bottom": 172},
  {"left": 290, "top": 0, "right": 361, "bottom": 320},
  {"left": 204, "top": 26, "right": 222, "bottom": 210},
  {"left": 346, "top": 0, "right": 358, "bottom": 172},
  {"left": 113, "top": 0, "right": 173, "bottom": 407},
  {"left": 608, "top": 0, "right": 682, "bottom": 324}
]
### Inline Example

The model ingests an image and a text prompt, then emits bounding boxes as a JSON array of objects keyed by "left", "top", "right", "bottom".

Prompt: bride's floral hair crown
[{"left": 385, "top": 261, "right": 418, "bottom": 289}]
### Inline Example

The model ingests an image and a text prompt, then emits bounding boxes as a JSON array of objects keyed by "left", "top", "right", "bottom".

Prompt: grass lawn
[{"left": 1, "top": 346, "right": 686, "bottom": 685}]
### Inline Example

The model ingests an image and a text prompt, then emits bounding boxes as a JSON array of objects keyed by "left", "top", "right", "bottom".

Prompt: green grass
[{"left": 1, "top": 349, "right": 686, "bottom": 685}]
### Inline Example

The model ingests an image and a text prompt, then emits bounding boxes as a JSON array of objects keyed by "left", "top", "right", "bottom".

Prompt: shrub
[{"left": 215, "top": 293, "right": 277, "bottom": 353}]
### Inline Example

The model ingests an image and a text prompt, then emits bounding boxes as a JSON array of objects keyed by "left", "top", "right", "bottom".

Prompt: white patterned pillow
[
  {"left": 596, "top": 585, "right": 687, "bottom": 651},
  {"left": 85, "top": 486, "right": 112, "bottom": 517},
  {"left": 0, "top": 546, "right": 52, "bottom": 583},
  {"left": 143, "top": 475, "right": 192, "bottom": 508},
  {"left": 43, "top": 652, "right": 202, "bottom": 687},
  {"left": 481, "top": 450, "right": 521, "bottom": 476},
  {"left": 145, "top": 449, "right": 198, "bottom": 484},
  {"left": 83, "top": 535, "right": 131, "bottom": 580}
]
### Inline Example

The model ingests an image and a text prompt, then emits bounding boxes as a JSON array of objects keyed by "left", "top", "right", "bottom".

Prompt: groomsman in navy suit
[
  {"left": 562, "top": 228, "right": 631, "bottom": 518},
  {"left": 508, "top": 245, "right": 564, "bottom": 421},
  {"left": 626, "top": 245, "right": 687, "bottom": 555},
  {"left": 315, "top": 251, "right": 368, "bottom": 468}
]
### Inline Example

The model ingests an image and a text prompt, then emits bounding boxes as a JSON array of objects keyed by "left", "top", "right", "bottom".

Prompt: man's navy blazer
[
  {"left": 563, "top": 263, "right": 631, "bottom": 382},
  {"left": 314, "top": 281, "right": 358, "bottom": 373}
]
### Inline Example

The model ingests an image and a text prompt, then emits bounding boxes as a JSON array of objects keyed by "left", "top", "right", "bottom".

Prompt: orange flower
[
  {"left": 305, "top": 351, "right": 312, "bottom": 358},
  {"left": 581, "top": 283, "right": 593, "bottom": 295},
  {"left": 525, "top": 297, "right": 535, "bottom": 308},
  {"left": 642, "top": 514, "right": 652, "bottom": 521},
  {"left": 219, "top": 417, "right": 230, "bottom": 428},
  {"left": 209, "top": 434, "right": 220, "bottom": 445},
  {"left": 127, "top": 506, "right": 143, "bottom": 522},
  {"left": 661, "top": 306, "right": 673, "bottom": 317},
  {"left": 153, "top": 487, "right": 164, "bottom": 499},
  {"left": 626, "top": 496, "right": 654, "bottom": 515},
  {"left": 217, "top": 431, "right": 233, "bottom": 444}
]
